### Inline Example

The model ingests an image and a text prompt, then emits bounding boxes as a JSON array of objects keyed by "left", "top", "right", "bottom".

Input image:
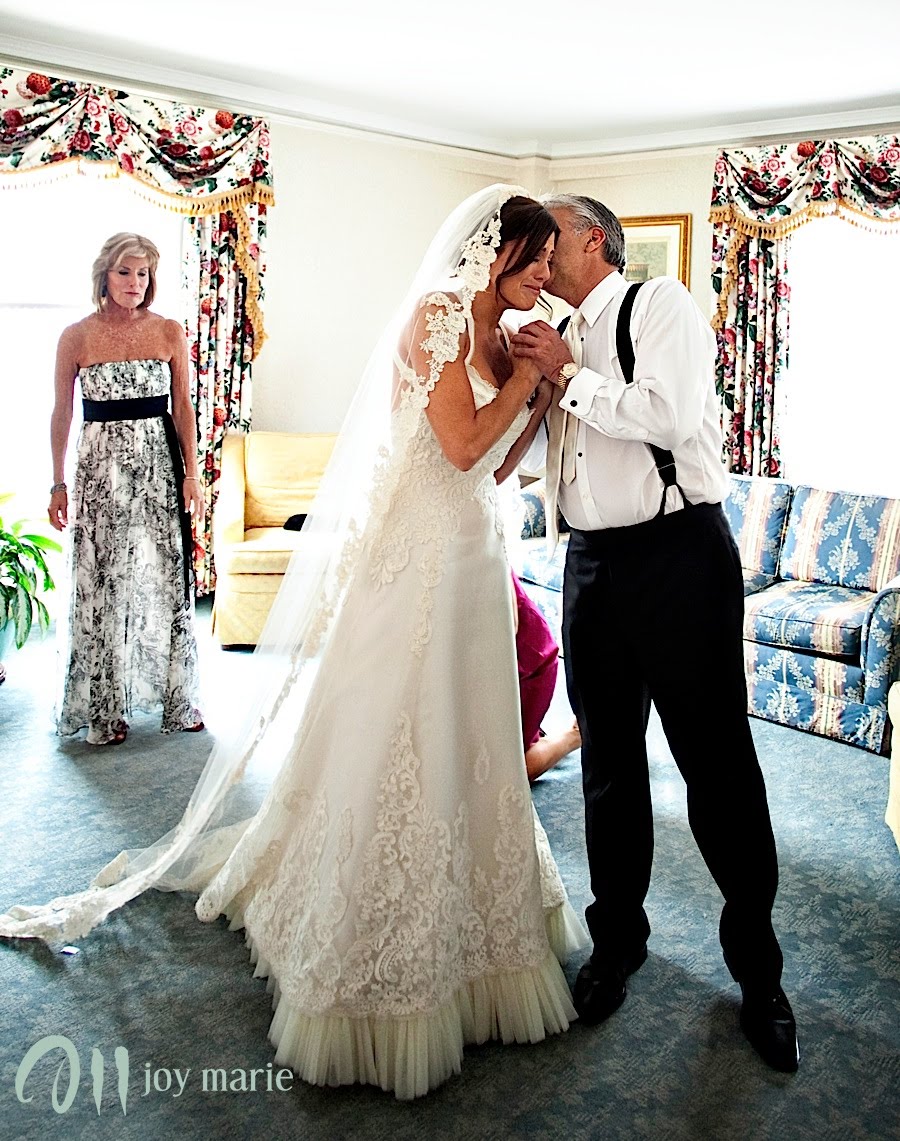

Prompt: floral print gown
[{"left": 56, "top": 359, "right": 202, "bottom": 744}]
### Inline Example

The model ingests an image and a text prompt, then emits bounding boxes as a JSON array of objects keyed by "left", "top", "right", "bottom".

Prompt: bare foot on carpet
[{"left": 526, "top": 717, "right": 581, "bottom": 782}]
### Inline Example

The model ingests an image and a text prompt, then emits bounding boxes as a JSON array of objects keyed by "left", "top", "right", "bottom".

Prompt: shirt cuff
[{"left": 556, "top": 367, "right": 612, "bottom": 418}]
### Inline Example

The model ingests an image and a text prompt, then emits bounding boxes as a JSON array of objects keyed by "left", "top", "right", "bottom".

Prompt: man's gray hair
[{"left": 541, "top": 193, "right": 627, "bottom": 272}]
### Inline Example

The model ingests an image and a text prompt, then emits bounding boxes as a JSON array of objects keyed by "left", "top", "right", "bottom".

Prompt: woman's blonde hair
[{"left": 91, "top": 232, "right": 160, "bottom": 312}]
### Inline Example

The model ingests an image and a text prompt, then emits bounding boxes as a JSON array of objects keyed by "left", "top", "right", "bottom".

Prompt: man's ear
[{"left": 584, "top": 226, "right": 606, "bottom": 252}]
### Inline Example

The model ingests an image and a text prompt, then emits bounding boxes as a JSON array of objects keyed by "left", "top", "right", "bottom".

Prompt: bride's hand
[
  {"left": 527, "top": 377, "right": 556, "bottom": 412},
  {"left": 536, "top": 377, "right": 557, "bottom": 402}
]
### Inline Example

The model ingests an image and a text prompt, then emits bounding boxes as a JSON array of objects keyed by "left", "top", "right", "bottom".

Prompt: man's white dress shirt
[{"left": 524, "top": 273, "right": 729, "bottom": 544}]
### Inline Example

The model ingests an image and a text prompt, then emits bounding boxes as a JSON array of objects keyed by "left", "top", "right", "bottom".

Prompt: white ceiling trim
[
  {"left": 555, "top": 104, "right": 900, "bottom": 160},
  {"left": 3, "top": 34, "right": 900, "bottom": 162}
]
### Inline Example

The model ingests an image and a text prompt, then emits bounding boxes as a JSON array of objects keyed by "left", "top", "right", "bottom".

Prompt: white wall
[{"left": 254, "top": 121, "right": 519, "bottom": 432}]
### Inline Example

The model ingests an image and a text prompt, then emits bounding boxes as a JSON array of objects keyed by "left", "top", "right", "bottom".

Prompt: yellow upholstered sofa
[{"left": 211, "top": 431, "right": 336, "bottom": 647}]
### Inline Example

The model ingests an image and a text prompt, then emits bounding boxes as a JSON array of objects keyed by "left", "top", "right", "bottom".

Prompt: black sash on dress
[{"left": 82, "top": 395, "right": 194, "bottom": 601}]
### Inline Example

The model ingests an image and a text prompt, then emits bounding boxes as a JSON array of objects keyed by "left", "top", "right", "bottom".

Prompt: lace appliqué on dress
[{"left": 233, "top": 711, "right": 548, "bottom": 1019}]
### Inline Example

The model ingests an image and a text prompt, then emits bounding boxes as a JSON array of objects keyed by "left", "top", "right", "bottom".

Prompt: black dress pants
[{"left": 562, "top": 502, "right": 783, "bottom": 989}]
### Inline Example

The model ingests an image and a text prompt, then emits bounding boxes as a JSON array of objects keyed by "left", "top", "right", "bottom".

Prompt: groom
[{"left": 510, "top": 194, "right": 799, "bottom": 1073}]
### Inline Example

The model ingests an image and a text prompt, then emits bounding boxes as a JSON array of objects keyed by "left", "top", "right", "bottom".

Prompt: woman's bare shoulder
[
  {"left": 56, "top": 315, "right": 97, "bottom": 358},
  {"left": 60, "top": 313, "right": 94, "bottom": 338},
  {"left": 159, "top": 314, "right": 186, "bottom": 338}
]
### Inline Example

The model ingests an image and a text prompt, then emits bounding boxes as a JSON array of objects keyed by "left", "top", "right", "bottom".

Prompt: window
[{"left": 778, "top": 217, "right": 900, "bottom": 498}]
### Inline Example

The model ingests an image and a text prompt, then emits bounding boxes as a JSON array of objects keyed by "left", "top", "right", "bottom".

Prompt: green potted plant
[{"left": 0, "top": 492, "right": 63, "bottom": 668}]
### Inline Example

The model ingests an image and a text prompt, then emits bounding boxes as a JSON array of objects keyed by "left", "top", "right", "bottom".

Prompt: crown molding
[
  {"left": 549, "top": 104, "right": 900, "bottom": 160},
  {"left": 2, "top": 35, "right": 899, "bottom": 163}
]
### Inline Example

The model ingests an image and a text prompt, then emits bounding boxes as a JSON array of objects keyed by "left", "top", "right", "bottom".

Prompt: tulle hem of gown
[{"left": 226, "top": 899, "right": 584, "bottom": 1101}]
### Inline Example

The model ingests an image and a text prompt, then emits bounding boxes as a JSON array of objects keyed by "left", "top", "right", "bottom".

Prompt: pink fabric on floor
[{"left": 513, "top": 570, "right": 559, "bottom": 750}]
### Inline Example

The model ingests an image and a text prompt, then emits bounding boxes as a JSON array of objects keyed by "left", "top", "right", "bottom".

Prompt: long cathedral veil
[{"left": 0, "top": 183, "right": 531, "bottom": 944}]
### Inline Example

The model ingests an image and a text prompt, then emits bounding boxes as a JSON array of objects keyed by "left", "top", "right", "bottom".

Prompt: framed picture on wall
[{"left": 620, "top": 214, "right": 691, "bottom": 288}]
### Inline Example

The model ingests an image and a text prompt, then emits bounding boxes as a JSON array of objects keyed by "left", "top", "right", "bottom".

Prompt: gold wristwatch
[{"left": 555, "top": 361, "right": 579, "bottom": 387}]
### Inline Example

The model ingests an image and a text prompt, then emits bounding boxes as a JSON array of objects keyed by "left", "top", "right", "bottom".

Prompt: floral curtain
[
  {"left": 184, "top": 211, "right": 262, "bottom": 592},
  {"left": 710, "top": 136, "right": 900, "bottom": 476},
  {"left": 712, "top": 232, "right": 789, "bottom": 476},
  {"left": 0, "top": 65, "right": 274, "bottom": 593}
]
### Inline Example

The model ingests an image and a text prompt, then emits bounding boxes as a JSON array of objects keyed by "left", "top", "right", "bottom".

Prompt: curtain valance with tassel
[{"left": 710, "top": 136, "right": 900, "bottom": 331}]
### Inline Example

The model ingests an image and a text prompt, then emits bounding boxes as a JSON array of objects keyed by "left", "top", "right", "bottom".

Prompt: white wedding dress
[{"left": 189, "top": 320, "right": 583, "bottom": 1097}]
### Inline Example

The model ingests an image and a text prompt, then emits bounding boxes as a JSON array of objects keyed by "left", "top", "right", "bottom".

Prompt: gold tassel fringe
[
  {"left": 709, "top": 197, "right": 900, "bottom": 241},
  {"left": 0, "top": 158, "right": 275, "bottom": 215}
]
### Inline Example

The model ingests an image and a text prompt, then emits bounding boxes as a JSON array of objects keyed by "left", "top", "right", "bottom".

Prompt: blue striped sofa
[
  {"left": 515, "top": 475, "right": 900, "bottom": 754},
  {"left": 726, "top": 476, "right": 900, "bottom": 754}
]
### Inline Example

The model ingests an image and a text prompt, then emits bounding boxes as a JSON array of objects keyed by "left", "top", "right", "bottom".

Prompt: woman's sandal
[{"left": 95, "top": 725, "right": 128, "bottom": 746}]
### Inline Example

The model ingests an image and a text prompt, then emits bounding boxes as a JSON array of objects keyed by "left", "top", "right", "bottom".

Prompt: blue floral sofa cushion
[
  {"left": 520, "top": 482, "right": 548, "bottom": 541},
  {"left": 723, "top": 474, "right": 793, "bottom": 595},
  {"left": 779, "top": 486, "right": 900, "bottom": 592},
  {"left": 743, "top": 580, "right": 873, "bottom": 660}
]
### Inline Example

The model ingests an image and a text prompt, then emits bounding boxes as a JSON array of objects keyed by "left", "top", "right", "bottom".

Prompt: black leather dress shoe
[
  {"left": 739, "top": 986, "right": 800, "bottom": 1072},
  {"left": 572, "top": 944, "right": 648, "bottom": 1026}
]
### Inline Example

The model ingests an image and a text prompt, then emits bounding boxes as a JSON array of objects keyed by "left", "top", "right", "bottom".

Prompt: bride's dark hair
[{"left": 495, "top": 196, "right": 559, "bottom": 295}]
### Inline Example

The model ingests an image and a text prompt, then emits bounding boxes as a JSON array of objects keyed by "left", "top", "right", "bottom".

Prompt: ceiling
[{"left": 2, "top": 0, "right": 899, "bottom": 158}]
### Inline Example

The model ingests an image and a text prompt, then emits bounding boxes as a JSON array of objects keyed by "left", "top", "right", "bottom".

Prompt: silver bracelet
[{"left": 50, "top": 481, "right": 67, "bottom": 494}]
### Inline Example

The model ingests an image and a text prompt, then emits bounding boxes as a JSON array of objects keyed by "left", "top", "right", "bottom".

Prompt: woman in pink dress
[{"left": 513, "top": 569, "right": 581, "bottom": 780}]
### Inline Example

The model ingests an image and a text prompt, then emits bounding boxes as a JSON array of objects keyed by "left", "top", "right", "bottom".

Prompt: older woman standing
[{"left": 48, "top": 233, "right": 203, "bottom": 745}]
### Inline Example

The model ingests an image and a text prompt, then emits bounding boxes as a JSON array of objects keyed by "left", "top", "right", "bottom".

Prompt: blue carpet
[{"left": 0, "top": 601, "right": 898, "bottom": 1140}]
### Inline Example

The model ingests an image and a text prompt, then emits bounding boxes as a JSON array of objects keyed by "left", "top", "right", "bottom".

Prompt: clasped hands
[{"left": 509, "top": 321, "right": 574, "bottom": 392}]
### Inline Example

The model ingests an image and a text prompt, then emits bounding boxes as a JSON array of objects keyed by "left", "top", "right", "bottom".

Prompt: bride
[{"left": 1, "top": 184, "right": 586, "bottom": 1099}]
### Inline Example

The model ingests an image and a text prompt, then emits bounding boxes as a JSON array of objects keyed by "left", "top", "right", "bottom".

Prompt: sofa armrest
[
  {"left": 862, "top": 574, "right": 900, "bottom": 708},
  {"left": 213, "top": 432, "right": 247, "bottom": 553}
]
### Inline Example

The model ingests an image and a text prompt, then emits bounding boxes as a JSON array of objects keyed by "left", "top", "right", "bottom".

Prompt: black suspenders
[{"left": 616, "top": 282, "right": 690, "bottom": 515}]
